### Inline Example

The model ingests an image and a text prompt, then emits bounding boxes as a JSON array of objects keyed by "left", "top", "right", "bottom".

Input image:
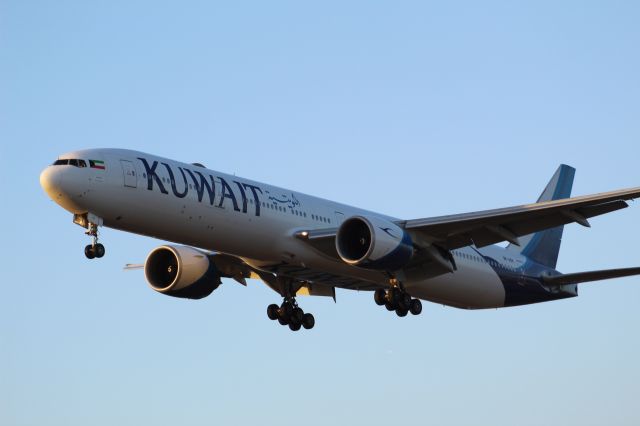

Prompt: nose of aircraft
[
  {"left": 39, "top": 165, "right": 65, "bottom": 200},
  {"left": 40, "top": 164, "right": 90, "bottom": 214}
]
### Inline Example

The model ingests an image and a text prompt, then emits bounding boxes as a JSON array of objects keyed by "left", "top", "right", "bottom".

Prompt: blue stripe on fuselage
[{"left": 472, "top": 248, "right": 576, "bottom": 307}]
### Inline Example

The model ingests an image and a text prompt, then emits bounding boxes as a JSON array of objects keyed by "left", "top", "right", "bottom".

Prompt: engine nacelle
[
  {"left": 336, "top": 216, "right": 413, "bottom": 271},
  {"left": 144, "top": 245, "right": 221, "bottom": 299}
]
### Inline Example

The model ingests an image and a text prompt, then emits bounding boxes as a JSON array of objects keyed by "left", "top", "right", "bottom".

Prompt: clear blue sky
[{"left": 2, "top": 1, "right": 639, "bottom": 425}]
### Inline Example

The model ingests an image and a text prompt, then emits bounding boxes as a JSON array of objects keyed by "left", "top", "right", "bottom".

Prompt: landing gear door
[{"left": 120, "top": 160, "right": 137, "bottom": 188}]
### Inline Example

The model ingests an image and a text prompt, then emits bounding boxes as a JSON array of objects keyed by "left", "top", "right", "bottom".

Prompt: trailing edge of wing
[{"left": 542, "top": 267, "right": 640, "bottom": 285}]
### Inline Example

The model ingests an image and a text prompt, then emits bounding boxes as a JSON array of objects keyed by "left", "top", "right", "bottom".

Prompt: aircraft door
[
  {"left": 120, "top": 160, "right": 137, "bottom": 188},
  {"left": 334, "top": 211, "right": 345, "bottom": 226}
]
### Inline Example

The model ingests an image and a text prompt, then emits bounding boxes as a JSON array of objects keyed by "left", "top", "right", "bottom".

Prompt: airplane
[{"left": 40, "top": 149, "right": 640, "bottom": 331}]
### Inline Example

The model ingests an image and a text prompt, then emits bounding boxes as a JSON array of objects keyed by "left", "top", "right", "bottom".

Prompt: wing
[
  {"left": 402, "top": 186, "right": 640, "bottom": 250},
  {"left": 297, "top": 186, "right": 640, "bottom": 256}
]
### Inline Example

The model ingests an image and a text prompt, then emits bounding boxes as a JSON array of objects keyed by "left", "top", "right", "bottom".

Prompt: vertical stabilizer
[{"left": 507, "top": 164, "right": 575, "bottom": 268}]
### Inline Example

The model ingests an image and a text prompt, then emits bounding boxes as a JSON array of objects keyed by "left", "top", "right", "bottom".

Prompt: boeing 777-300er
[{"left": 40, "top": 149, "right": 640, "bottom": 331}]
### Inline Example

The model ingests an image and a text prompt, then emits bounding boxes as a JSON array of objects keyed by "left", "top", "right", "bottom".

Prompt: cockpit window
[{"left": 52, "top": 159, "right": 88, "bottom": 168}]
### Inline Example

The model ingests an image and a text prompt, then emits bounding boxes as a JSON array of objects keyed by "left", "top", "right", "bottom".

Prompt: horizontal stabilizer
[
  {"left": 542, "top": 267, "right": 640, "bottom": 285},
  {"left": 124, "top": 263, "right": 144, "bottom": 270}
]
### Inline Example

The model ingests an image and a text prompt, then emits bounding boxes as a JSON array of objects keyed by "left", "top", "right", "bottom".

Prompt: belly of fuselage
[{"left": 403, "top": 260, "right": 506, "bottom": 309}]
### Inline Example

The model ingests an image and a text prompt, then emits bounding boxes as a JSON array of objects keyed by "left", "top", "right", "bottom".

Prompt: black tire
[
  {"left": 374, "top": 289, "right": 386, "bottom": 306},
  {"left": 84, "top": 245, "right": 95, "bottom": 259},
  {"left": 94, "top": 243, "right": 105, "bottom": 258},
  {"left": 267, "top": 304, "right": 279, "bottom": 320},
  {"left": 387, "top": 288, "right": 400, "bottom": 305},
  {"left": 292, "top": 307, "right": 304, "bottom": 323},
  {"left": 398, "top": 293, "right": 411, "bottom": 310},
  {"left": 410, "top": 299, "right": 423, "bottom": 316},
  {"left": 280, "top": 302, "right": 293, "bottom": 317},
  {"left": 302, "top": 313, "right": 315, "bottom": 330},
  {"left": 385, "top": 302, "right": 395, "bottom": 311},
  {"left": 396, "top": 308, "right": 408, "bottom": 317},
  {"left": 278, "top": 316, "right": 289, "bottom": 326},
  {"left": 289, "top": 322, "right": 301, "bottom": 331}
]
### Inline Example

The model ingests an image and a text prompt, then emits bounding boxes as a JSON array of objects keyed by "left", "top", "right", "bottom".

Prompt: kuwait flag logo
[{"left": 89, "top": 160, "right": 106, "bottom": 170}]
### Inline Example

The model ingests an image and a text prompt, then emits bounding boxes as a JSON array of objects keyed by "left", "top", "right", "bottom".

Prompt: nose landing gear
[
  {"left": 374, "top": 287, "right": 422, "bottom": 317},
  {"left": 73, "top": 213, "right": 106, "bottom": 260},
  {"left": 84, "top": 222, "right": 105, "bottom": 259},
  {"left": 267, "top": 297, "right": 315, "bottom": 331}
]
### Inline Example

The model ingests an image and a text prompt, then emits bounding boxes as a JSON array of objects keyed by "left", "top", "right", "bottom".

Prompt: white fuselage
[{"left": 40, "top": 148, "right": 545, "bottom": 309}]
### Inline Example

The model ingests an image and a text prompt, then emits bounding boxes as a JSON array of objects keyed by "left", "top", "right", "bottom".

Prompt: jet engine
[
  {"left": 144, "top": 245, "right": 221, "bottom": 299},
  {"left": 336, "top": 216, "right": 413, "bottom": 271}
]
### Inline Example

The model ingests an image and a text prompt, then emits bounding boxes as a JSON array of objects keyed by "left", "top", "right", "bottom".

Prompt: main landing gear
[
  {"left": 374, "top": 287, "right": 422, "bottom": 317},
  {"left": 84, "top": 222, "right": 105, "bottom": 259},
  {"left": 267, "top": 297, "right": 315, "bottom": 332}
]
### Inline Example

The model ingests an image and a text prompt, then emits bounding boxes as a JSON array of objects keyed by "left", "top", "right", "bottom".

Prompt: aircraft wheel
[
  {"left": 292, "top": 307, "right": 304, "bottom": 323},
  {"left": 278, "top": 316, "right": 289, "bottom": 326},
  {"left": 280, "top": 302, "right": 293, "bottom": 317},
  {"left": 374, "top": 289, "right": 386, "bottom": 306},
  {"left": 387, "top": 288, "right": 400, "bottom": 305},
  {"left": 410, "top": 299, "right": 423, "bottom": 316},
  {"left": 385, "top": 302, "right": 395, "bottom": 311},
  {"left": 289, "top": 321, "right": 302, "bottom": 331},
  {"left": 399, "top": 293, "right": 411, "bottom": 310},
  {"left": 94, "top": 243, "right": 105, "bottom": 258},
  {"left": 302, "top": 313, "right": 315, "bottom": 330},
  {"left": 84, "top": 245, "right": 95, "bottom": 259},
  {"left": 267, "top": 304, "right": 279, "bottom": 320},
  {"left": 396, "top": 308, "right": 408, "bottom": 317}
]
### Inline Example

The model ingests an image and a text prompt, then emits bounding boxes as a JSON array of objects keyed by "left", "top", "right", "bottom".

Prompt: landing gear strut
[
  {"left": 267, "top": 296, "right": 315, "bottom": 332},
  {"left": 84, "top": 222, "right": 105, "bottom": 259},
  {"left": 374, "top": 286, "right": 422, "bottom": 317}
]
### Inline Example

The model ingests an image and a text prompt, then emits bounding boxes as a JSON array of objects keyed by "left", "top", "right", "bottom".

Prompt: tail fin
[{"left": 507, "top": 164, "right": 576, "bottom": 268}]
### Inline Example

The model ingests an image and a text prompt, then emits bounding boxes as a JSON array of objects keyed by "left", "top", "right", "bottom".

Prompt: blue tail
[{"left": 507, "top": 164, "right": 576, "bottom": 268}]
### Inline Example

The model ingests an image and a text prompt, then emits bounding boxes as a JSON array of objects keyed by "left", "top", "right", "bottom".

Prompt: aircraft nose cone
[{"left": 40, "top": 166, "right": 64, "bottom": 199}]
